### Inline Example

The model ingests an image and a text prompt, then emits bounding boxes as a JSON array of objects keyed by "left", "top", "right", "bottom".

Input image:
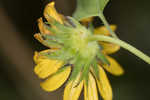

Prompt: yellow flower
[{"left": 34, "top": 1, "right": 124, "bottom": 100}]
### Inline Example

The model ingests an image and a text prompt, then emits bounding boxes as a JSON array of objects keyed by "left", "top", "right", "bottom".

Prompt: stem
[
  {"left": 99, "top": 13, "right": 118, "bottom": 38},
  {"left": 90, "top": 35, "right": 150, "bottom": 64}
]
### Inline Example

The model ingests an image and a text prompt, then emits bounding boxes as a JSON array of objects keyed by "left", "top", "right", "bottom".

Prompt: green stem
[
  {"left": 99, "top": 13, "right": 118, "bottom": 38},
  {"left": 90, "top": 35, "right": 150, "bottom": 64}
]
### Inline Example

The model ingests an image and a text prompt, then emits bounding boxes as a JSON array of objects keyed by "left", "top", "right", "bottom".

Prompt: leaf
[{"left": 73, "top": 0, "right": 110, "bottom": 20}]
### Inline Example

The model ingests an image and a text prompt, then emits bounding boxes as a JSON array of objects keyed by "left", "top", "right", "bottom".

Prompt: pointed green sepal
[
  {"left": 91, "top": 59, "right": 100, "bottom": 80},
  {"left": 68, "top": 54, "right": 85, "bottom": 82},
  {"left": 79, "top": 62, "right": 91, "bottom": 83},
  {"left": 97, "top": 51, "right": 110, "bottom": 65}
]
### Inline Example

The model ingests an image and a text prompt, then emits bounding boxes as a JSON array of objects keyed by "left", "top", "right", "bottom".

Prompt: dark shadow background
[{"left": 0, "top": 0, "right": 150, "bottom": 100}]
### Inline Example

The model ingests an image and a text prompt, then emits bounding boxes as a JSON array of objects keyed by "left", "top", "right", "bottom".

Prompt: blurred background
[{"left": 0, "top": 0, "right": 150, "bottom": 100}]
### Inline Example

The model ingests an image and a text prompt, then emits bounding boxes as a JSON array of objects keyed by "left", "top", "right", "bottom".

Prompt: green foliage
[{"left": 73, "top": 0, "right": 110, "bottom": 20}]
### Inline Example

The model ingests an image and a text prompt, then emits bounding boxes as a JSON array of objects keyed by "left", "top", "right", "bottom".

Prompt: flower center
[{"left": 69, "top": 27, "right": 99, "bottom": 60}]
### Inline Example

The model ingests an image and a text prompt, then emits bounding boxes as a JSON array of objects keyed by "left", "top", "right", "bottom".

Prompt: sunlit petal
[
  {"left": 84, "top": 73, "right": 98, "bottom": 100},
  {"left": 102, "top": 56, "right": 124, "bottom": 76},
  {"left": 44, "top": 2, "right": 63, "bottom": 24},
  {"left": 94, "top": 25, "right": 117, "bottom": 36},
  {"left": 100, "top": 42, "right": 120, "bottom": 54},
  {"left": 64, "top": 74, "right": 83, "bottom": 100},
  {"left": 97, "top": 66, "right": 112, "bottom": 100},
  {"left": 40, "top": 67, "right": 71, "bottom": 92}
]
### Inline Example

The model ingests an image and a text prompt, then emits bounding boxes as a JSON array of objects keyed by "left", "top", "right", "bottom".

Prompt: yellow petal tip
[{"left": 103, "top": 56, "right": 124, "bottom": 76}]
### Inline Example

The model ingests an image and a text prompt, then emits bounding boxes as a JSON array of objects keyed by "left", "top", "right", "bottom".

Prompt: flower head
[{"left": 34, "top": 2, "right": 124, "bottom": 100}]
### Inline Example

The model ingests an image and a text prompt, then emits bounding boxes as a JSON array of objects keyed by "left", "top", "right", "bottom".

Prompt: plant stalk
[
  {"left": 99, "top": 13, "right": 118, "bottom": 38},
  {"left": 90, "top": 35, "right": 150, "bottom": 64}
]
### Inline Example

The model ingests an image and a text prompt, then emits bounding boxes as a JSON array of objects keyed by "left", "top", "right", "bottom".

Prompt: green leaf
[{"left": 73, "top": 0, "right": 110, "bottom": 20}]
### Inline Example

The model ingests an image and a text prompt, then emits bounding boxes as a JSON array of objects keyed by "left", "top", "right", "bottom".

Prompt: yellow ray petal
[
  {"left": 40, "top": 67, "right": 71, "bottom": 92},
  {"left": 38, "top": 18, "right": 52, "bottom": 34},
  {"left": 44, "top": 2, "right": 63, "bottom": 24},
  {"left": 97, "top": 66, "right": 112, "bottom": 100},
  {"left": 33, "top": 49, "right": 56, "bottom": 64},
  {"left": 100, "top": 42, "right": 120, "bottom": 54},
  {"left": 34, "top": 49, "right": 63, "bottom": 79},
  {"left": 34, "top": 34, "right": 60, "bottom": 49},
  {"left": 64, "top": 74, "right": 83, "bottom": 100},
  {"left": 34, "top": 59, "right": 63, "bottom": 79},
  {"left": 34, "top": 33, "right": 52, "bottom": 48},
  {"left": 81, "top": 17, "right": 93, "bottom": 23},
  {"left": 84, "top": 73, "right": 98, "bottom": 100},
  {"left": 94, "top": 25, "right": 117, "bottom": 36},
  {"left": 81, "top": 17, "right": 93, "bottom": 26},
  {"left": 102, "top": 56, "right": 124, "bottom": 76},
  {"left": 33, "top": 51, "right": 40, "bottom": 64}
]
